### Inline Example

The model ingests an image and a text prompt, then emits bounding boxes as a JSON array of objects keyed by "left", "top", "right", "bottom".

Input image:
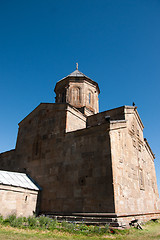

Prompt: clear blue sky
[{"left": 0, "top": 0, "right": 160, "bottom": 193}]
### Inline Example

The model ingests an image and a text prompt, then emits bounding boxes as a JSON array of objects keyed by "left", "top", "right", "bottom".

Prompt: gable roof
[{"left": 0, "top": 170, "right": 40, "bottom": 191}]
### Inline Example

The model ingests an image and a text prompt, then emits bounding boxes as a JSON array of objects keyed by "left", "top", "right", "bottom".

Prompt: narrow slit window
[{"left": 89, "top": 92, "right": 91, "bottom": 104}]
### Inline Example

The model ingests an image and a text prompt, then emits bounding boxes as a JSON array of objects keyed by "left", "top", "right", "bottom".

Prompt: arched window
[
  {"left": 71, "top": 87, "right": 81, "bottom": 104},
  {"left": 88, "top": 90, "right": 93, "bottom": 105}
]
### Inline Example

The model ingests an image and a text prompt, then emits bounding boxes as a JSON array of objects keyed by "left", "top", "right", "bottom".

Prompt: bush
[
  {"left": 3, "top": 215, "right": 28, "bottom": 228},
  {"left": 38, "top": 215, "right": 57, "bottom": 230},
  {"left": 11, "top": 217, "right": 24, "bottom": 228},
  {"left": 4, "top": 215, "right": 16, "bottom": 225},
  {"left": 27, "top": 216, "right": 38, "bottom": 228},
  {"left": 38, "top": 215, "right": 51, "bottom": 228},
  {"left": 93, "top": 225, "right": 100, "bottom": 233},
  {"left": 79, "top": 223, "right": 89, "bottom": 231},
  {"left": 0, "top": 215, "right": 3, "bottom": 224},
  {"left": 47, "top": 219, "right": 57, "bottom": 230},
  {"left": 61, "top": 221, "right": 79, "bottom": 233}
]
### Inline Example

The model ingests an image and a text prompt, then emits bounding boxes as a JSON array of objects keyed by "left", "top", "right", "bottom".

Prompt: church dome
[{"left": 54, "top": 65, "right": 100, "bottom": 115}]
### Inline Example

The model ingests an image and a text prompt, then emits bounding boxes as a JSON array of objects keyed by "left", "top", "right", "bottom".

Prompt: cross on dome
[{"left": 76, "top": 63, "right": 78, "bottom": 70}]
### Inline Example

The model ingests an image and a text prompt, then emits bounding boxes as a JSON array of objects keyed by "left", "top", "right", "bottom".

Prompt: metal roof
[
  {"left": 59, "top": 69, "right": 90, "bottom": 81},
  {"left": 0, "top": 170, "right": 40, "bottom": 191},
  {"left": 68, "top": 69, "right": 88, "bottom": 77}
]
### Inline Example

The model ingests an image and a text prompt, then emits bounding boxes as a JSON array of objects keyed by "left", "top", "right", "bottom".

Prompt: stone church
[{"left": 0, "top": 66, "right": 160, "bottom": 226}]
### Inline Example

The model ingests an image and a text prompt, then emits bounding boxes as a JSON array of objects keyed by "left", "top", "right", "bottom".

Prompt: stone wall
[
  {"left": 14, "top": 103, "right": 67, "bottom": 172},
  {"left": 66, "top": 105, "right": 86, "bottom": 132},
  {"left": 58, "top": 123, "right": 114, "bottom": 213},
  {"left": 0, "top": 185, "right": 38, "bottom": 217},
  {"left": 110, "top": 107, "right": 160, "bottom": 215},
  {"left": 68, "top": 81, "right": 99, "bottom": 114},
  {"left": 0, "top": 150, "right": 16, "bottom": 171},
  {"left": 29, "top": 121, "right": 114, "bottom": 214},
  {"left": 87, "top": 106, "right": 125, "bottom": 127}
]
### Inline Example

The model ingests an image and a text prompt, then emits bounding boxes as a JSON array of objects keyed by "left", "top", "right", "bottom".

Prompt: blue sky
[{"left": 0, "top": 0, "right": 160, "bottom": 193}]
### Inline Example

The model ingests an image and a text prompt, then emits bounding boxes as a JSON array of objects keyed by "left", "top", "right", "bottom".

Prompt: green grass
[{"left": 0, "top": 215, "right": 160, "bottom": 240}]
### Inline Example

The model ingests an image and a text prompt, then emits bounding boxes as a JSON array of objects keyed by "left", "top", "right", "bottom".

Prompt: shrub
[
  {"left": 79, "top": 223, "right": 89, "bottom": 231},
  {"left": 27, "top": 216, "right": 38, "bottom": 228},
  {"left": 38, "top": 215, "right": 57, "bottom": 230},
  {"left": 38, "top": 215, "right": 51, "bottom": 228},
  {"left": 0, "top": 215, "right": 3, "bottom": 224},
  {"left": 61, "top": 221, "right": 69, "bottom": 228},
  {"left": 61, "top": 221, "right": 78, "bottom": 232},
  {"left": 4, "top": 215, "right": 16, "bottom": 225},
  {"left": 93, "top": 225, "right": 100, "bottom": 233},
  {"left": 47, "top": 219, "right": 57, "bottom": 230},
  {"left": 3, "top": 215, "right": 29, "bottom": 228},
  {"left": 11, "top": 217, "right": 24, "bottom": 228}
]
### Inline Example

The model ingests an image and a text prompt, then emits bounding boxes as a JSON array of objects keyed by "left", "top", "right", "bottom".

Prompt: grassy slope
[{"left": 0, "top": 221, "right": 160, "bottom": 240}]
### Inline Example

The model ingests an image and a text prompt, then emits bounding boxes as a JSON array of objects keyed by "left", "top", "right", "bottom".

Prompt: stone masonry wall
[
  {"left": 0, "top": 150, "right": 16, "bottom": 171},
  {"left": 87, "top": 106, "right": 125, "bottom": 127},
  {"left": 66, "top": 105, "right": 86, "bottom": 133},
  {"left": 0, "top": 185, "right": 38, "bottom": 217},
  {"left": 31, "top": 122, "right": 114, "bottom": 214},
  {"left": 110, "top": 107, "right": 160, "bottom": 215}
]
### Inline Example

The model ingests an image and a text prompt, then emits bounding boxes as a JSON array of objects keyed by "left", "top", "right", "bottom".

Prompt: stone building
[
  {"left": 0, "top": 170, "right": 40, "bottom": 217},
  {"left": 0, "top": 67, "right": 160, "bottom": 226}
]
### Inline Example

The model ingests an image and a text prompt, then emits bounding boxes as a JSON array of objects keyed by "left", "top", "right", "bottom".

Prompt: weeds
[
  {"left": 28, "top": 216, "right": 39, "bottom": 228},
  {"left": 0, "top": 214, "right": 158, "bottom": 237},
  {"left": 61, "top": 221, "right": 110, "bottom": 235},
  {"left": 0, "top": 214, "right": 111, "bottom": 235},
  {"left": 38, "top": 215, "right": 57, "bottom": 230}
]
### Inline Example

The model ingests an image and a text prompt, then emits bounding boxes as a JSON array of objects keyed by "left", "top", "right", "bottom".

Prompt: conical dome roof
[
  {"left": 55, "top": 67, "right": 100, "bottom": 94},
  {"left": 64, "top": 69, "right": 88, "bottom": 78}
]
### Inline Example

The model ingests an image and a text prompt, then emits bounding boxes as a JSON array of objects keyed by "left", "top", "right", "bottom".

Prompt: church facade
[{"left": 0, "top": 67, "right": 160, "bottom": 226}]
